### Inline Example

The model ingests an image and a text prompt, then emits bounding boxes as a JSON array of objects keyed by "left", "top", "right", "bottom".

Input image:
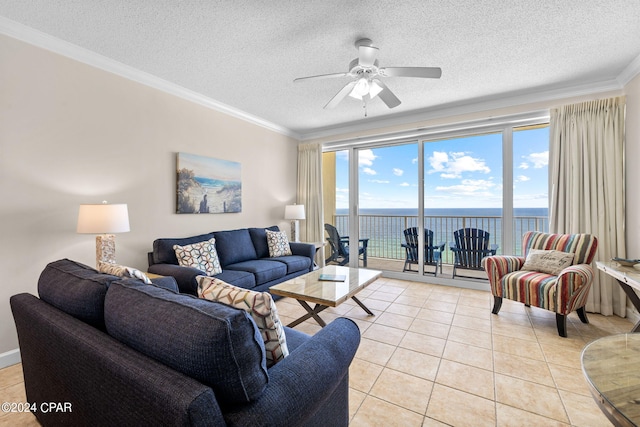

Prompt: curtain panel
[
  {"left": 297, "top": 143, "right": 324, "bottom": 265},
  {"left": 549, "top": 96, "right": 626, "bottom": 316}
]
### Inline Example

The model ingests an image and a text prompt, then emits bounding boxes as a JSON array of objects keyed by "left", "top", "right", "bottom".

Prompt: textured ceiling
[{"left": 1, "top": 1, "right": 639, "bottom": 139}]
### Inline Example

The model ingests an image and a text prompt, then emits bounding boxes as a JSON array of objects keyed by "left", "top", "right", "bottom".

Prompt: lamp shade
[
  {"left": 77, "top": 203, "right": 130, "bottom": 234},
  {"left": 284, "top": 204, "right": 305, "bottom": 220}
]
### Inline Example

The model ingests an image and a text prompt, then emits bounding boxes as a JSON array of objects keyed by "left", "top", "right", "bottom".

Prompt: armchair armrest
[
  {"left": 289, "top": 241, "right": 315, "bottom": 259},
  {"left": 147, "top": 264, "right": 204, "bottom": 295},
  {"left": 482, "top": 255, "right": 526, "bottom": 292},
  {"left": 360, "top": 238, "right": 369, "bottom": 249},
  {"left": 555, "top": 263, "right": 596, "bottom": 313},
  {"left": 223, "top": 317, "right": 360, "bottom": 426}
]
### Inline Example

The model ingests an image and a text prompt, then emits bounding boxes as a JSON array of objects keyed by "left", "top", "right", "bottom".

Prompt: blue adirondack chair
[
  {"left": 450, "top": 228, "right": 498, "bottom": 279},
  {"left": 401, "top": 227, "right": 445, "bottom": 276}
]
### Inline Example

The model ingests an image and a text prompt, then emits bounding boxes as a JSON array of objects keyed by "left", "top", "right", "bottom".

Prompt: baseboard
[{"left": 0, "top": 348, "right": 21, "bottom": 369}]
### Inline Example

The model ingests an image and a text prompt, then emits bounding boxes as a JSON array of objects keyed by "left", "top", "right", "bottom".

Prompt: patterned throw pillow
[
  {"left": 521, "top": 249, "right": 575, "bottom": 275},
  {"left": 173, "top": 238, "right": 222, "bottom": 276},
  {"left": 265, "top": 229, "right": 292, "bottom": 257},
  {"left": 197, "top": 276, "right": 289, "bottom": 367},
  {"left": 97, "top": 261, "right": 153, "bottom": 285}
]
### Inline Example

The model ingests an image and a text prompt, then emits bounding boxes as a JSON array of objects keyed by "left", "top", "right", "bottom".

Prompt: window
[{"left": 322, "top": 114, "right": 549, "bottom": 285}]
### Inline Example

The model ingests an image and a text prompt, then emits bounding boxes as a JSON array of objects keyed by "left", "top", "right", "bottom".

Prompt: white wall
[{"left": 0, "top": 34, "right": 299, "bottom": 361}]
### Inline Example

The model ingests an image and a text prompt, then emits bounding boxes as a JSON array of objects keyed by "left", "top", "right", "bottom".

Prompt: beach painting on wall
[{"left": 176, "top": 152, "right": 242, "bottom": 214}]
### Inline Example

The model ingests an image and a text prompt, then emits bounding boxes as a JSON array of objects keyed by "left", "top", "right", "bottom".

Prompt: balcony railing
[{"left": 332, "top": 214, "right": 548, "bottom": 264}]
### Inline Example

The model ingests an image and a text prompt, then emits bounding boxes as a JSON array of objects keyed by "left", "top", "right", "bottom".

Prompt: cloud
[
  {"left": 435, "top": 178, "right": 496, "bottom": 196},
  {"left": 370, "top": 179, "right": 389, "bottom": 184},
  {"left": 516, "top": 175, "right": 530, "bottom": 182},
  {"left": 528, "top": 151, "right": 549, "bottom": 168},
  {"left": 362, "top": 167, "right": 377, "bottom": 175},
  {"left": 429, "top": 151, "right": 449, "bottom": 172},
  {"left": 359, "top": 149, "right": 377, "bottom": 167},
  {"left": 393, "top": 168, "right": 404, "bottom": 176},
  {"left": 399, "top": 182, "right": 410, "bottom": 187},
  {"left": 520, "top": 151, "right": 549, "bottom": 169},
  {"left": 427, "top": 151, "right": 490, "bottom": 178},
  {"left": 336, "top": 187, "right": 349, "bottom": 193}
]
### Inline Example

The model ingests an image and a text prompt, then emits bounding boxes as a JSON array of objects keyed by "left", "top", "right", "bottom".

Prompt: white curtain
[
  {"left": 297, "top": 143, "right": 325, "bottom": 265},
  {"left": 549, "top": 96, "right": 626, "bottom": 316}
]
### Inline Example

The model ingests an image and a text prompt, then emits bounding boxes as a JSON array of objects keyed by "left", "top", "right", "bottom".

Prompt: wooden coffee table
[{"left": 270, "top": 265, "right": 382, "bottom": 327}]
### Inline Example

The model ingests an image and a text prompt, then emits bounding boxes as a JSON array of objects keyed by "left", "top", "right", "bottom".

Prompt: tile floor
[
  {"left": 0, "top": 277, "right": 631, "bottom": 426},
  {"left": 276, "top": 277, "right": 629, "bottom": 426}
]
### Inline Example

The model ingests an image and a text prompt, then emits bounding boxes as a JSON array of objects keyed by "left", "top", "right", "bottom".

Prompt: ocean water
[
  {"left": 332, "top": 208, "right": 549, "bottom": 260},
  {"left": 336, "top": 208, "right": 548, "bottom": 217}
]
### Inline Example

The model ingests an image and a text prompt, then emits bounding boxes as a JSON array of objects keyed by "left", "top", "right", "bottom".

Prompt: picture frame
[{"left": 176, "top": 152, "right": 242, "bottom": 214}]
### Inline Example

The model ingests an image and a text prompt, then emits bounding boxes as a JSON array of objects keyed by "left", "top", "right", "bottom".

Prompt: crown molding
[
  {"left": 617, "top": 52, "right": 640, "bottom": 86},
  {"left": 2, "top": 15, "right": 634, "bottom": 143},
  {"left": 300, "top": 79, "right": 624, "bottom": 141},
  {"left": 0, "top": 16, "right": 301, "bottom": 140}
]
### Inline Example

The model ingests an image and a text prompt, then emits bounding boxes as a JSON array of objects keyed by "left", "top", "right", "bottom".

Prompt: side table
[
  {"left": 302, "top": 241, "right": 325, "bottom": 270},
  {"left": 596, "top": 261, "right": 640, "bottom": 332}
]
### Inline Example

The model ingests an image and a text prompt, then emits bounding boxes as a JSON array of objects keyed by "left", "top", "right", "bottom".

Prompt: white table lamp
[
  {"left": 77, "top": 202, "right": 130, "bottom": 267},
  {"left": 284, "top": 204, "right": 305, "bottom": 242}
]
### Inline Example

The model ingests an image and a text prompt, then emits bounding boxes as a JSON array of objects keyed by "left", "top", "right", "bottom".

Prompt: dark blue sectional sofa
[
  {"left": 10, "top": 259, "right": 360, "bottom": 426},
  {"left": 148, "top": 226, "right": 314, "bottom": 295}
]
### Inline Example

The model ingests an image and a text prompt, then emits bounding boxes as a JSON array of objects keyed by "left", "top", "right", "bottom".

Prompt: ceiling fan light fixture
[
  {"left": 369, "top": 80, "right": 383, "bottom": 98},
  {"left": 349, "top": 77, "right": 370, "bottom": 99}
]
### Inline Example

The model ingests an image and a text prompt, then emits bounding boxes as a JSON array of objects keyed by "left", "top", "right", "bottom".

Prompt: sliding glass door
[
  {"left": 322, "top": 118, "right": 549, "bottom": 284},
  {"left": 423, "top": 132, "right": 503, "bottom": 278}
]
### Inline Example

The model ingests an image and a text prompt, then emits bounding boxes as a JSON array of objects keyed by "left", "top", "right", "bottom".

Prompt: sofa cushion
[
  {"left": 104, "top": 281, "right": 268, "bottom": 405},
  {"left": 213, "top": 269, "right": 256, "bottom": 289},
  {"left": 152, "top": 232, "right": 216, "bottom": 265},
  {"left": 226, "top": 260, "right": 287, "bottom": 285},
  {"left": 249, "top": 226, "right": 279, "bottom": 259},
  {"left": 269, "top": 255, "right": 312, "bottom": 274},
  {"left": 37, "top": 258, "right": 120, "bottom": 329},
  {"left": 266, "top": 229, "right": 293, "bottom": 257},
  {"left": 198, "top": 276, "right": 289, "bottom": 367},
  {"left": 173, "top": 238, "right": 222, "bottom": 276},
  {"left": 213, "top": 229, "right": 258, "bottom": 267},
  {"left": 97, "top": 261, "right": 153, "bottom": 284}
]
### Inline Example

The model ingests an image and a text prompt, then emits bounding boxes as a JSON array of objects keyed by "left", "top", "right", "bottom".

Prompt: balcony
[{"left": 329, "top": 213, "right": 549, "bottom": 278}]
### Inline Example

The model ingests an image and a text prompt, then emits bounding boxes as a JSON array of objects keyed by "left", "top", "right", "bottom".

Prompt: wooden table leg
[
  {"left": 351, "top": 296, "right": 375, "bottom": 316},
  {"left": 617, "top": 280, "right": 640, "bottom": 332},
  {"left": 286, "top": 300, "right": 329, "bottom": 328}
]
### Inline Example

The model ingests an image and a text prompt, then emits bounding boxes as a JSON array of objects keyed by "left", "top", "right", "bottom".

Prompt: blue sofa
[
  {"left": 10, "top": 259, "right": 360, "bottom": 426},
  {"left": 148, "top": 226, "right": 315, "bottom": 295}
]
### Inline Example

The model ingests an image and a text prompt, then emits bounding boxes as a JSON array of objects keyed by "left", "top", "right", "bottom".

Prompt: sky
[{"left": 334, "top": 126, "right": 549, "bottom": 210}]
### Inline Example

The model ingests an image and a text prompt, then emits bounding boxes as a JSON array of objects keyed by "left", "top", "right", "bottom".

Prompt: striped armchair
[{"left": 482, "top": 231, "right": 598, "bottom": 337}]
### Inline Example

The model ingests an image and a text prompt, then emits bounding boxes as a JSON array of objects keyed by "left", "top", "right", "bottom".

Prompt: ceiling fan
[{"left": 294, "top": 38, "right": 442, "bottom": 113}]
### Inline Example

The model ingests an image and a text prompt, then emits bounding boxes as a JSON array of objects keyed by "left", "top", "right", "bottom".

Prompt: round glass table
[{"left": 582, "top": 333, "right": 640, "bottom": 427}]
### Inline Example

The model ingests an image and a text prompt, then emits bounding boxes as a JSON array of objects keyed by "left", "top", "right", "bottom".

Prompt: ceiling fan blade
[
  {"left": 379, "top": 67, "right": 442, "bottom": 79},
  {"left": 294, "top": 72, "right": 348, "bottom": 82},
  {"left": 373, "top": 79, "right": 401, "bottom": 109},
  {"left": 324, "top": 81, "right": 357, "bottom": 109},
  {"left": 358, "top": 44, "right": 378, "bottom": 67}
]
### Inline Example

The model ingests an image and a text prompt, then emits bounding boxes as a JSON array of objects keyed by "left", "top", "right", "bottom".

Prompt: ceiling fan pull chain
[{"left": 363, "top": 99, "right": 368, "bottom": 117}]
